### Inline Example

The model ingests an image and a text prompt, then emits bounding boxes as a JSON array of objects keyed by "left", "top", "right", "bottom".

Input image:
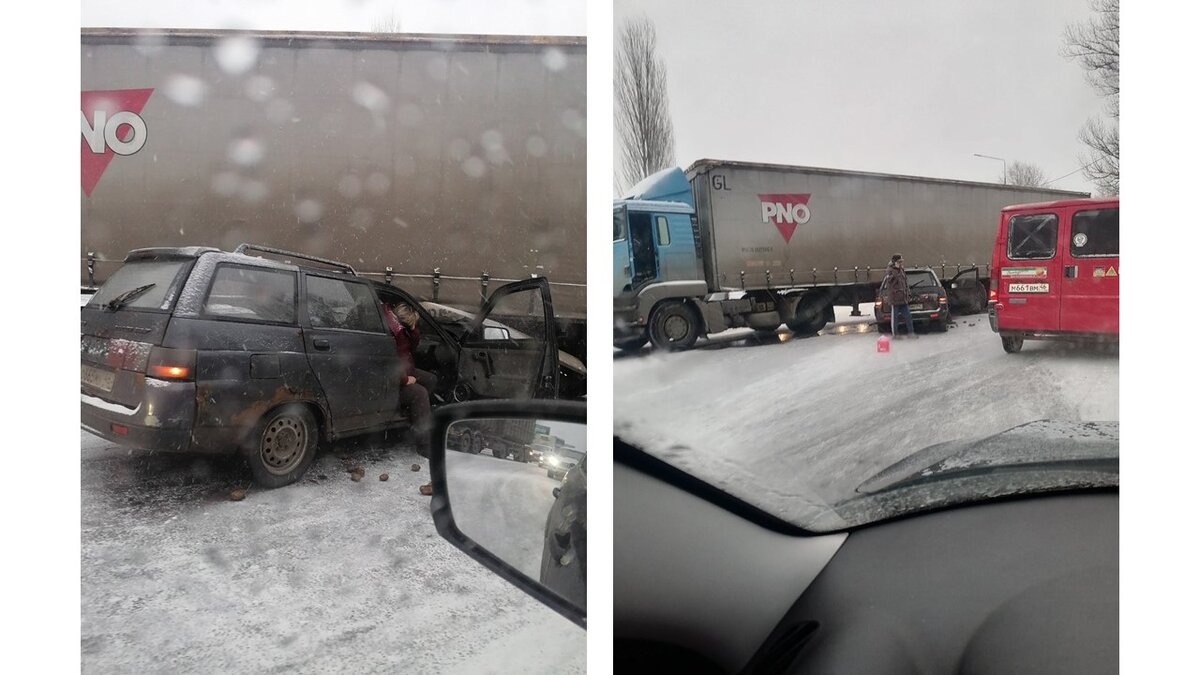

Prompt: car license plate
[
  {"left": 1008, "top": 283, "right": 1049, "bottom": 294},
  {"left": 910, "top": 303, "right": 924, "bottom": 310},
  {"left": 82, "top": 364, "right": 115, "bottom": 392}
]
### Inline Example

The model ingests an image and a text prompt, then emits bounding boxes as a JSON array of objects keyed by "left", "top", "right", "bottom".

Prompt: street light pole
[{"left": 973, "top": 153, "right": 1007, "bottom": 185}]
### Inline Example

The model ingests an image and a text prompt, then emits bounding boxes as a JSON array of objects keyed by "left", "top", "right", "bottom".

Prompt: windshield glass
[
  {"left": 906, "top": 270, "right": 940, "bottom": 288},
  {"left": 86, "top": 259, "right": 191, "bottom": 311},
  {"left": 612, "top": 0, "right": 1118, "bottom": 533}
]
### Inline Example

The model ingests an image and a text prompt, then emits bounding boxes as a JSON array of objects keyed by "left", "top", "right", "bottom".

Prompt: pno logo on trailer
[
  {"left": 757, "top": 193, "right": 812, "bottom": 243},
  {"left": 81, "top": 88, "right": 154, "bottom": 196}
]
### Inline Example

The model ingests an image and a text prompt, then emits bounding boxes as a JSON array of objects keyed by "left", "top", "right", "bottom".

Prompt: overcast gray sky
[
  {"left": 615, "top": 0, "right": 1109, "bottom": 194},
  {"left": 83, "top": 0, "right": 585, "bottom": 36}
]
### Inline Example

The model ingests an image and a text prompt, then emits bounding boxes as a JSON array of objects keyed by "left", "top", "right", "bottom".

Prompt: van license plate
[
  {"left": 1008, "top": 283, "right": 1049, "bottom": 294},
  {"left": 82, "top": 364, "right": 115, "bottom": 392}
]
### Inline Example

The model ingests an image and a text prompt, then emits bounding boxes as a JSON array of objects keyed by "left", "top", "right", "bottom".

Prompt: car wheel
[
  {"left": 648, "top": 301, "right": 701, "bottom": 351},
  {"left": 614, "top": 332, "right": 649, "bottom": 353},
  {"left": 246, "top": 405, "right": 318, "bottom": 488},
  {"left": 1002, "top": 335, "right": 1024, "bottom": 353}
]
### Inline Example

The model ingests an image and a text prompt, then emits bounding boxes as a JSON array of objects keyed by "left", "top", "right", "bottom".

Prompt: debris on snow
[
  {"left": 419, "top": 484, "right": 433, "bottom": 496},
  {"left": 379, "top": 473, "right": 389, "bottom": 482},
  {"left": 411, "top": 464, "right": 421, "bottom": 472},
  {"left": 229, "top": 489, "right": 246, "bottom": 501}
]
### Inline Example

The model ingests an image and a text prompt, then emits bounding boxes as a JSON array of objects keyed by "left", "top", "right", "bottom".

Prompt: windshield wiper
[{"left": 105, "top": 283, "right": 156, "bottom": 311}]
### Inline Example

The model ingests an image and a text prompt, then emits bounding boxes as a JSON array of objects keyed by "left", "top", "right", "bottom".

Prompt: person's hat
[{"left": 891, "top": 254, "right": 903, "bottom": 262}]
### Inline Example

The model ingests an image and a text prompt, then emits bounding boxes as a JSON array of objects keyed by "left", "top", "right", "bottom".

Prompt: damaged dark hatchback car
[{"left": 81, "top": 244, "right": 562, "bottom": 487}]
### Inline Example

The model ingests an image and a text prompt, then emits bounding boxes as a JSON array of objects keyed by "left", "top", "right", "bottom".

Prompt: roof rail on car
[{"left": 234, "top": 243, "right": 358, "bottom": 275}]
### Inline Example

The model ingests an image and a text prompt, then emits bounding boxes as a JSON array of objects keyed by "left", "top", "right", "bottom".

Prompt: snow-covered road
[
  {"left": 80, "top": 432, "right": 584, "bottom": 674},
  {"left": 614, "top": 308, "right": 1118, "bottom": 525}
]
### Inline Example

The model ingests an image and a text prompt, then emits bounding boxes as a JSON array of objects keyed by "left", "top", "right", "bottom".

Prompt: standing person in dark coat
[
  {"left": 880, "top": 254, "right": 917, "bottom": 338},
  {"left": 384, "top": 303, "right": 438, "bottom": 478}
]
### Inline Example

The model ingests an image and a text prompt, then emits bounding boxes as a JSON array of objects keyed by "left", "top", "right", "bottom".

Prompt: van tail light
[
  {"left": 989, "top": 288, "right": 998, "bottom": 301},
  {"left": 147, "top": 347, "right": 197, "bottom": 381}
]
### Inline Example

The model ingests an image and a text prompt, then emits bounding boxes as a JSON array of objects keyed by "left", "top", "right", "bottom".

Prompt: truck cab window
[
  {"left": 614, "top": 210, "right": 627, "bottom": 241},
  {"left": 628, "top": 212, "right": 659, "bottom": 286},
  {"left": 1070, "top": 208, "right": 1119, "bottom": 257},
  {"left": 655, "top": 215, "right": 671, "bottom": 246},
  {"left": 1007, "top": 213, "right": 1058, "bottom": 260}
]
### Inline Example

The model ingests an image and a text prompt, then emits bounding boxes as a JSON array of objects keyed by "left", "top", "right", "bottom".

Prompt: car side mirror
[{"left": 430, "top": 400, "right": 586, "bottom": 629}]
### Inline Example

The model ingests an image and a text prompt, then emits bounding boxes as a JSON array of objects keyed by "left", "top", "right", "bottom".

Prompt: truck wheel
[
  {"left": 648, "top": 302, "right": 701, "bottom": 351},
  {"left": 1002, "top": 335, "right": 1024, "bottom": 353},
  {"left": 246, "top": 405, "right": 318, "bottom": 488},
  {"left": 614, "top": 333, "right": 649, "bottom": 352},
  {"left": 787, "top": 295, "right": 829, "bottom": 335}
]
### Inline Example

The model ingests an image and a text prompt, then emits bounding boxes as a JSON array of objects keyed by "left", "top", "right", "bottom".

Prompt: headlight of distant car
[{"left": 548, "top": 456, "right": 560, "bottom": 467}]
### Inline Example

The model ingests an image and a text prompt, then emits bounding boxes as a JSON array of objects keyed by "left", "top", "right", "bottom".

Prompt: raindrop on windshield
[
  {"left": 163, "top": 74, "right": 208, "bottom": 107},
  {"left": 462, "top": 157, "right": 486, "bottom": 178},
  {"left": 541, "top": 47, "right": 567, "bottom": 71},
  {"left": 352, "top": 81, "right": 390, "bottom": 113},
  {"left": 228, "top": 137, "right": 264, "bottom": 167},
  {"left": 214, "top": 36, "right": 260, "bottom": 76},
  {"left": 526, "top": 135, "right": 548, "bottom": 158}
]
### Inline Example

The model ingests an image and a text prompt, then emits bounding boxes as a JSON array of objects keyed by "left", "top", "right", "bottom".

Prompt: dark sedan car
[
  {"left": 875, "top": 267, "right": 950, "bottom": 333},
  {"left": 81, "top": 244, "right": 561, "bottom": 487}
]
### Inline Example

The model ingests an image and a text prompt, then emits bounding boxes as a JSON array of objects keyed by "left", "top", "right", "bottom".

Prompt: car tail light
[
  {"left": 147, "top": 346, "right": 197, "bottom": 381},
  {"left": 111, "top": 424, "right": 129, "bottom": 436},
  {"left": 931, "top": 312, "right": 939, "bottom": 319}
]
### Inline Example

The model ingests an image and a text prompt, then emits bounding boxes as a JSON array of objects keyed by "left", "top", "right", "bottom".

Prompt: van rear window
[
  {"left": 86, "top": 259, "right": 192, "bottom": 311},
  {"left": 1070, "top": 208, "right": 1118, "bottom": 257},
  {"left": 1007, "top": 213, "right": 1057, "bottom": 260}
]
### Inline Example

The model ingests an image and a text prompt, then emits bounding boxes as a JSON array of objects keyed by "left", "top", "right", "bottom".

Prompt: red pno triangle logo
[
  {"left": 757, "top": 193, "right": 812, "bottom": 243},
  {"left": 81, "top": 88, "right": 154, "bottom": 197}
]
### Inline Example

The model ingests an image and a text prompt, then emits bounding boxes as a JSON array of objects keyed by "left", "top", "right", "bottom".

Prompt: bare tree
[
  {"left": 1062, "top": 0, "right": 1118, "bottom": 195},
  {"left": 615, "top": 16, "right": 676, "bottom": 191},
  {"left": 1005, "top": 161, "right": 1047, "bottom": 187},
  {"left": 371, "top": 12, "right": 403, "bottom": 33}
]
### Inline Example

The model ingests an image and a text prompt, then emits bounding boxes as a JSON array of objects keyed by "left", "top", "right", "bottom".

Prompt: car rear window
[
  {"left": 306, "top": 276, "right": 385, "bottom": 332},
  {"left": 1070, "top": 207, "right": 1118, "bottom": 257},
  {"left": 86, "top": 259, "right": 192, "bottom": 311},
  {"left": 1007, "top": 213, "right": 1058, "bottom": 260},
  {"left": 202, "top": 265, "right": 297, "bottom": 323}
]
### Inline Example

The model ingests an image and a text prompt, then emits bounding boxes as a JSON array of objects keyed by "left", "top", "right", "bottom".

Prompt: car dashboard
[{"left": 614, "top": 442, "right": 1117, "bottom": 675}]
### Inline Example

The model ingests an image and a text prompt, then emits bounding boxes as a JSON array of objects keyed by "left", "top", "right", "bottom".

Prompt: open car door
[{"left": 456, "top": 278, "right": 559, "bottom": 400}]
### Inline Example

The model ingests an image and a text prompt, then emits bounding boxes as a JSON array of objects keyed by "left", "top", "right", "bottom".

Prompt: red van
[{"left": 988, "top": 197, "right": 1118, "bottom": 353}]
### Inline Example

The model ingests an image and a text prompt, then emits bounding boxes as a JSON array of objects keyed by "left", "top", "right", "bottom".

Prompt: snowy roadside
[{"left": 81, "top": 432, "right": 584, "bottom": 674}]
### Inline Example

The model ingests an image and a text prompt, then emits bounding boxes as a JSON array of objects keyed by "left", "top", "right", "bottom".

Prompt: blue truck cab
[{"left": 613, "top": 168, "right": 712, "bottom": 351}]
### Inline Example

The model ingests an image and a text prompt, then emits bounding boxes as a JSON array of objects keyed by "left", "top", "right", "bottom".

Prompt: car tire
[
  {"left": 246, "top": 405, "right": 318, "bottom": 488},
  {"left": 648, "top": 301, "right": 701, "bottom": 351},
  {"left": 936, "top": 316, "right": 949, "bottom": 332},
  {"left": 1002, "top": 335, "right": 1024, "bottom": 353},
  {"left": 614, "top": 332, "right": 649, "bottom": 353}
]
